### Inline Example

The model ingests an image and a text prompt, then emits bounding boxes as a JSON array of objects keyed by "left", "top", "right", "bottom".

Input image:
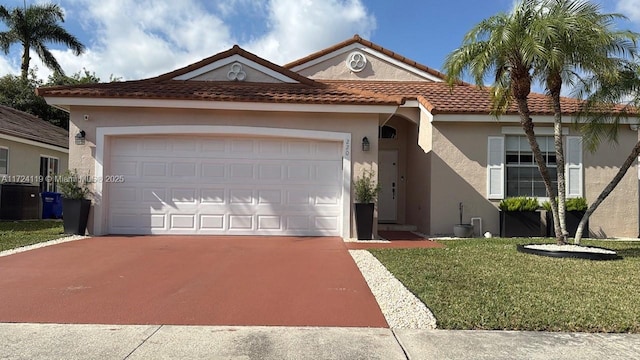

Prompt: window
[
  {"left": 487, "top": 135, "right": 582, "bottom": 199},
  {"left": 505, "top": 136, "right": 557, "bottom": 197},
  {"left": 0, "top": 148, "right": 7, "bottom": 174},
  {"left": 378, "top": 125, "right": 397, "bottom": 139},
  {"left": 40, "top": 156, "right": 59, "bottom": 192}
]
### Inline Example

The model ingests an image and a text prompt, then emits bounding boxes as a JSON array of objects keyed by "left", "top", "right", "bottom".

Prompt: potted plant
[
  {"left": 453, "top": 202, "right": 474, "bottom": 237},
  {"left": 353, "top": 169, "right": 381, "bottom": 240},
  {"left": 543, "top": 197, "right": 589, "bottom": 237},
  {"left": 499, "top": 197, "right": 541, "bottom": 237},
  {"left": 58, "top": 169, "right": 91, "bottom": 235}
]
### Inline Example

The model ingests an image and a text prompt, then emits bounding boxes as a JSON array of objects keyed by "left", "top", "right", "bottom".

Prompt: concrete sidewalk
[{"left": 1, "top": 324, "right": 639, "bottom": 360}]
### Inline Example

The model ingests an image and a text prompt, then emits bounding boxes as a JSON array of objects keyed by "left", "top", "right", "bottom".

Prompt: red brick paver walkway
[{"left": 0, "top": 236, "right": 387, "bottom": 327}]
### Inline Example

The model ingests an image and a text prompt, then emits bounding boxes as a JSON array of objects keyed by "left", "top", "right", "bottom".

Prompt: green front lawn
[
  {"left": 371, "top": 238, "right": 640, "bottom": 333},
  {"left": 0, "top": 220, "right": 65, "bottom": 252}
]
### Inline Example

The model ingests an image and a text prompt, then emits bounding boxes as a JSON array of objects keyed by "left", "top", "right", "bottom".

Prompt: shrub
[
  {"left": 499, "top": 197, "right": 539, "bottom": 211},
  {"left": 541, "top": 197, "right": 588, "bottom": 212},
  {"left": 353, "top": 169, "right": 381, "bottom": 203},
  {"left": 566, "top": 197, "right": 588, "bottom": 211},
  {"left": 57, "top": 169, "right": 90, "bottom": 200}
]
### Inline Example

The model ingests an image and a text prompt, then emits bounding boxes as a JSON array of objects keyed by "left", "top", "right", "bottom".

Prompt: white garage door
[{"left": 107, "top": 135, "right": 343, "bottom": 235}]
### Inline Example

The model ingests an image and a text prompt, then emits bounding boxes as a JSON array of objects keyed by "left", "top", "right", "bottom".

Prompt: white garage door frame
[{"left": 94, "top": 125, "right": 352, "bottom": 238}]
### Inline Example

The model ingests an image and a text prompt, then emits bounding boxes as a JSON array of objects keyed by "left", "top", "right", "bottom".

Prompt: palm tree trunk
[
  {"left": 575, "top": 140, "right": 640, "bottom": 243},
  {"left": 516, "top": 97, "right": 563, "bottom": 243},
  {"left": 550, "top": 88, "right": 568, "bottom": 243},
  {"left": 20, "top": 41, "right": 30, "bottom": 80}
]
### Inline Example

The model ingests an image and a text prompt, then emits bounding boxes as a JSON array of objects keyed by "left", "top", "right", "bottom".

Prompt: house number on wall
[{"left": 345, "top": 138, "right": 350, "bottom": 157}]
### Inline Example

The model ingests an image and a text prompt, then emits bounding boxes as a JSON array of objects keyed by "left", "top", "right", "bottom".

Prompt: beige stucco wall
[
  {"left": 583, "top": 127, "right": 639, "bottom": 238},
  {"left": 429, "top": 121, "right": 639, "bottom": 238},
  {"left": 68, "top": 106, "right": 378, "bottom": 238},
  {"left": 0, "top": 138, "right": 68, "bottom": 185},
  {"left": 296, "top": 51, "right": 432, "bottom": 81}
]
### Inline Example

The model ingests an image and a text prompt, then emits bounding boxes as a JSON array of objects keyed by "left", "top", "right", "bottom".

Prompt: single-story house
[
  {"left": 0, "top": 105, "right": 69, "bottom": 193},
  {"left": 37, "top": 35, "right": 639, "bottom": 239}
]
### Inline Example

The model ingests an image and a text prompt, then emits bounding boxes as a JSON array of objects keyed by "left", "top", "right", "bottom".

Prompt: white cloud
[
  {"left": 44, "top": 0, "right": 235, "bottom": 81},
  {"left": 616, "top": 0, "right": 640, "bottom": 24},
  {"left": 19, "top": 0, "right": 375, "bottom": 82},
  {"left": 0, "top": 56, "right": 19, "bottom": 77},
  {"left": 247, "top": 0, "right": 376, "bottom": 64}
]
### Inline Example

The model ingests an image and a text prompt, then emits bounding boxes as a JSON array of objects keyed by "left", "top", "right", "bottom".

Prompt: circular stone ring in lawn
[{"left": 516, "top": 244, "right": 620, "bottom": 261}]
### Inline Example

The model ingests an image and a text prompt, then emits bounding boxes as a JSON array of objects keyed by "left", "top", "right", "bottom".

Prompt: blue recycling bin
[{"left": 42, "top": 192, "right": 63, "bottom": 219}]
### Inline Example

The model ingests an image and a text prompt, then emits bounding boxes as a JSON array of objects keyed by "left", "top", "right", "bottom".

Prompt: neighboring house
[
  {"left": 0, "top": 105, "right": 69, "bottom": 193},
  {"left": 37, "top": 35, "right": 638, "bottom": 239}
]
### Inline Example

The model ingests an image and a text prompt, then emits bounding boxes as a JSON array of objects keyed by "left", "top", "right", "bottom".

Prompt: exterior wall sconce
[
  {"left": 362, "top": 136, "right": 370, "bottom": 152},
  {"left": 75, "top": 130, "right": 86, "bottom": 145}
]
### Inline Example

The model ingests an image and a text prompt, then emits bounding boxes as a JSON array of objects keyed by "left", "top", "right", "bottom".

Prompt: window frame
[
  {"left": 39, "top": 155, "right": 59, "bottom": 193},
  {"left": 0, "top": 147, "right": 8, "bottom": 175},
  {"left": 487, "top": 129, "right": 583, "bottom": 200}
]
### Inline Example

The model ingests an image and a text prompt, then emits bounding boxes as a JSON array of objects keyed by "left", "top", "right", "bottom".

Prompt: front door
[{"left": 378, "top": 150, "right": 398, "bottom": 222}]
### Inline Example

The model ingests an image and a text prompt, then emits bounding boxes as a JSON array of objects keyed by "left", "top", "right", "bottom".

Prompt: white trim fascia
[
  {"left": 401, "top": 100, "right": 420, "bottom": 108},
  {"left": 0, "top": 133, "right": 68, "bottom": 153},
  {"left": 44, "top": 97, "right": 397, "bottom": 114},
  {"left": 94, "top": 125, "right": 352, "bottom": 239},
  {"left": 416, "top": 103, "right": 434, "bottom": 123},
  {"left": 173, "top": 54, "right": 299, "bottom": 83},
  {"left": 289, "top": 43, "right": 444, "bottom": 82},
  {"left": 501, "top": 126, "right": 569, "bottom": 135}
]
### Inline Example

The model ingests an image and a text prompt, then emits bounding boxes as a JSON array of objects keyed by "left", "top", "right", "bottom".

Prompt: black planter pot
[
  {"left": 354, "top": 203, "right": 374, "bottom": 240},
  {"left": 546, "top": 211, "right": 588, "bottom": 237},
  {"left": 62, "top": 198, "right": 91, "bottom": 235},
  {"left": 500, "top": 211, "right": 542, "bottom": 237}
]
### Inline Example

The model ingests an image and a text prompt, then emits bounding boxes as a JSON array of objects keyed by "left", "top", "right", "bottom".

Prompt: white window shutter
[
  {"left": 487, "top": 136, "right": 505, "bottom": 199},
  {"left": 565, "top": 136, "right": 583, "bottom": 197}
]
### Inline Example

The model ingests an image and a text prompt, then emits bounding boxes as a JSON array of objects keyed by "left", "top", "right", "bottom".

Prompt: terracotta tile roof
[
  {"left": 284, "top": 35, "right": 448, "bottom": 81},
  {"left": 322, "top": 80, "right": 586, "bottom": 115},
  {"left": 0, "top": 105, "right": 68, "bottom": 148},
  {"left": 37, "top": 80, "right": 403, "bottom": 106}
]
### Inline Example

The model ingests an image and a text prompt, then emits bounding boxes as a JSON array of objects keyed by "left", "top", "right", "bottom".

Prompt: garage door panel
[
  {"left": 170, "top": 214, "right": 196, "bottom": 230},
  {"left": 111, "top": 160, "right": 138, "bottom": 176},
  {"left": 199, "top": 214, "right": 224, "bottom": 229},
  {"left": 142, "top": 162, "right": 167, "bottom": 177},
  {"left": 229, "top": 215, "right": 253, "bottom": 230},
  {"left": 171, "top": 162, "right": 198, "bottom": 177},
  {"left": 108, "top": 136, "right": 342, "bottom": 235}
]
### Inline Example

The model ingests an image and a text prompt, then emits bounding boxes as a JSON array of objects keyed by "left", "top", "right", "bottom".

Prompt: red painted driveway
[{"left": 0, "top": 236, "right": 387, "bottom": 327}]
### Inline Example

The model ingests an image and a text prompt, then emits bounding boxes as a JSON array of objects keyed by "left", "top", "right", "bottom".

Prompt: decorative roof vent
[
  {"left": 346, "top": 51, "right": 367, "bottom": 72},
  {"left": 227, "top": 62, "right": 247, "bottom": 81}
]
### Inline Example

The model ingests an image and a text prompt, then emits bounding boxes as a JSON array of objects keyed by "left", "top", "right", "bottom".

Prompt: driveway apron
[{"left": 0, "top": 236, "right": 388, "bottom": 327}]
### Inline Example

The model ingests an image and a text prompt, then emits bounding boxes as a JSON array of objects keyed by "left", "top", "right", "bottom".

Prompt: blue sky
[{"left": 1, "top": 0, "right": 639, "bottom": 83}]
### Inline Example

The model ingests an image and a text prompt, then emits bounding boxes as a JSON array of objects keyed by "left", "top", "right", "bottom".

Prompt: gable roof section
[
  {"left": 0, "top": 105, "right": 68, "bottom": 149},
  {"left": 37, "top": 45, "right": 403, "bottom": 110},
  {"left": 152, "top": 45, "right": 317, "bottom": 85},
  {"left": 324, "top": 80, "right": 586, "bottom": 115},
  {"left": 285, "top": 35, "right": 447, "bottom": 82}
]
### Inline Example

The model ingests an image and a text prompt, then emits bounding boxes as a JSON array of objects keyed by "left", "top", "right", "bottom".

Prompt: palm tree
[
  {"left": 444, "top": 0, "right": 564, "bottom": 243},
  {"left": 571, "top": 63, "right": 640, "bottom": 243},
  {"left": 0, "top": 3, "right": 85, "bottom": 80},
  {"left": 444, "top": 0, "right": 636, "bottom": 244},
  {"left": 535, "top": 0, "right": 636, "bottom": 243}
]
